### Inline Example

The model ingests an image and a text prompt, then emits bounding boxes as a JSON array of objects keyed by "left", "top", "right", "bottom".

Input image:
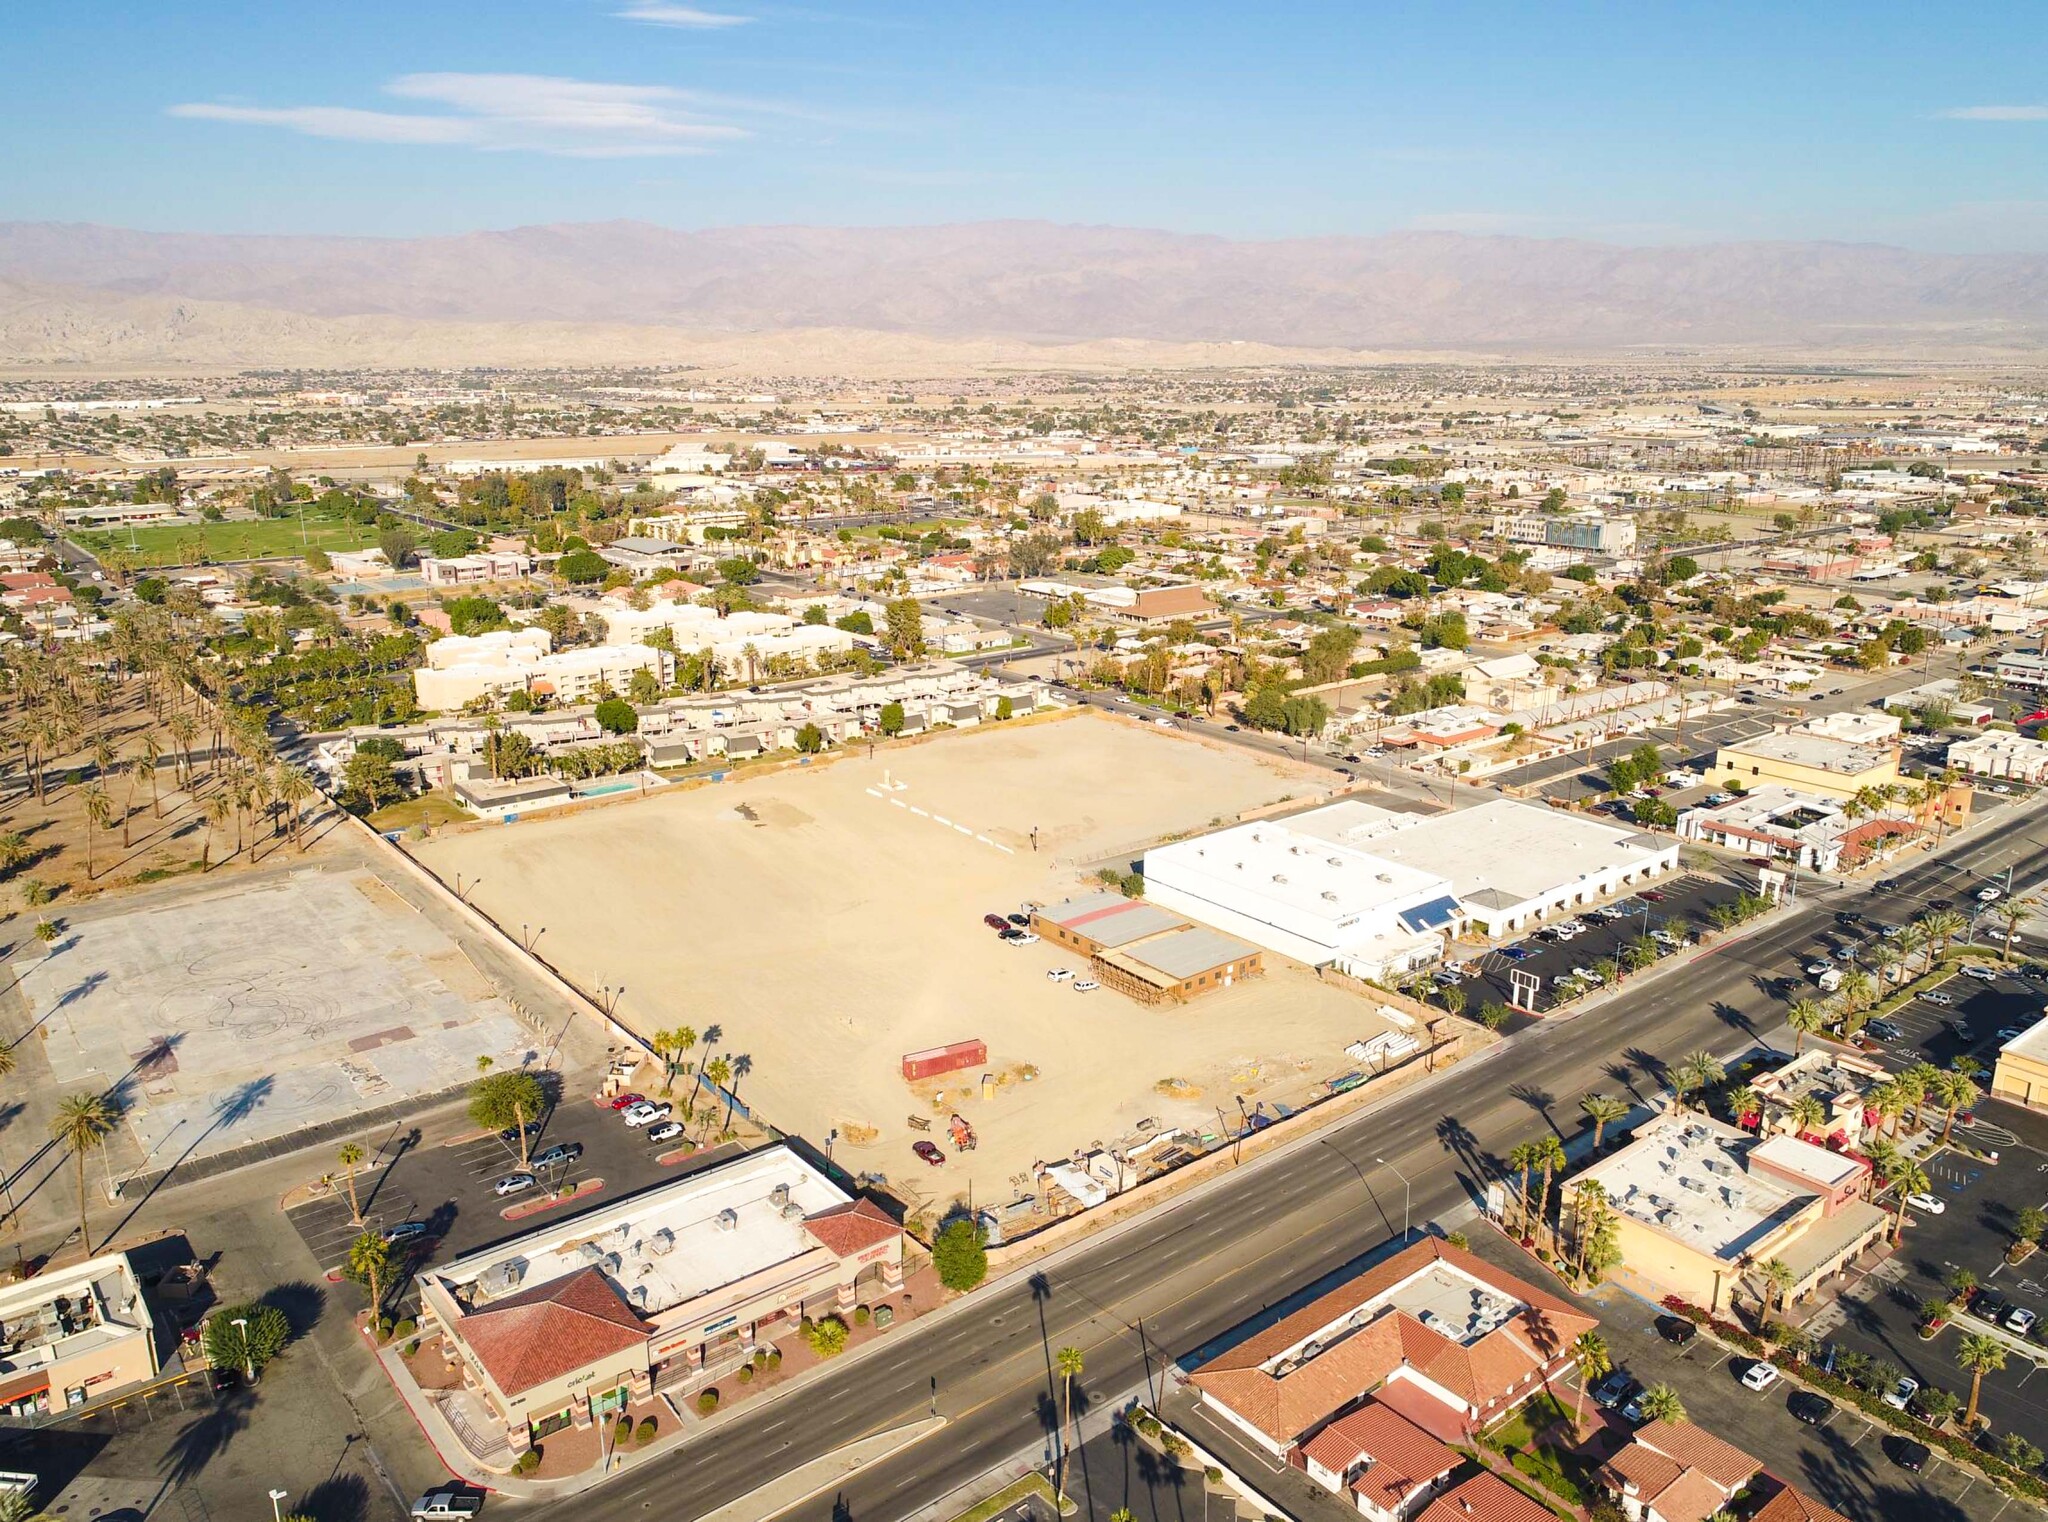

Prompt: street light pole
[
  {"left": 269, "top": 1489, "right": 289, "bottom": 1522},
  {"left": 1375, "top": 1155, "right": 1413, "bottom": 1242},
  {"left": 233, "top": 1317, "right": 253, "bottom": 1381}
]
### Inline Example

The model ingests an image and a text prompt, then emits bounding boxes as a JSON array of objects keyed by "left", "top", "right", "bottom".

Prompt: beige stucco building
[
  {"left": 1712, "top": 728, "right": 1900, "bottom": 803},
  {"left": 0, "top": 1252, "right": 160, "bottom": 1417}
]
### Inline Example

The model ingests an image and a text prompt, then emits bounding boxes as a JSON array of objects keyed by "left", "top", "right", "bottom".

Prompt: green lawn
[
  {"left": 367, "top": 792, "right": 472, "bottom": 832},
  {"left": 73, "top": 515, "right": 378, "bottom": 568}
]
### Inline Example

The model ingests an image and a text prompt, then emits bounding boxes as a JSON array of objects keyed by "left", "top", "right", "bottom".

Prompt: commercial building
[
  {"left": 414, "top": 638, "right": 672, "bottom": 711},
  {"left": 1084, "top": 584, "right": 1216, "bottom": 625},
  {"left": 1603, "top": 1419, "right": 1761, "bottom": 1522},
  {"left": 1301, "top": 1401, "right": 1459, "bottom": 1522},
  {"left": 1745, "top": 1050, "right": 1890, "bottom": 1140},
  {"left": 597, "top": 603, "right": 858, "bottom": 674},
  {"left": 1492, "top": 510, "right": 1637, "bottom": 557},
  {"left": 0, "top": 1252, "right": 160, "bottom": 1417},
  {"left": 1144, "top": 799, "right": 1678, "bottom": 963},
  {"left": 1570, "top": 1113, "right": 1885, "bottom": 1316},
  {"left": 1029, "top": 895, "right": 1262, "bottom": 1005},
  {"left": 417, "top": 552, "right": 534, "bottom": 587},
  {"left": 1190, "top": 1237, "right": 1597, "bottom": 1456},
  {"left": 1676, "top": 786, "right": 1889, "bottom": 873},
  {"left": 416, "top": 1146, "right": 904, "bottom": 1456},
  {"left": 1711, "top": 727, "right": 1901, "bottom": 802},
  {"left": 1947, "top": 729, "right": 2048, "bottom": 784},
  {"left": 1992, "top": 1019, "right": 2048, "bottom": 1108},
  {"left": 1996, "top": 651, "right": 2048, "bottom": 690}
]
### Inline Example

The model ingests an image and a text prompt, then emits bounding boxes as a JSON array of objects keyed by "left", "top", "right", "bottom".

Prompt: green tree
[
  {"left": 795, "top": 722, "right": 825, "bottom": 754},
  {"left": 885, "top": 597, "right": 927, "bottom": 659},
  {"left": 594, "top": 697, "right": 638, "bottom": 735},
  {"left": 336, "top": 1141, "right": 366, "bottom": 1226},
  {"left": 1672, "top": 1050, "right": 1725, "bottom": 1112},
  {"left": 558, "top": 548, "right": 608, "bottom": 584},
  {"left": 1756, "top": 1258, "right": 1795, "bottom": 1317},
  {"left": 931, "top": 1218, "right": 988, "bottom": 1291},
  {"left": 377, "top": 525, "right": 417, "bottom": 570},
  {"left": 343, "top": 749, "right": 398, "bottom": 812},
  {"left": 803, "top": 1315, "right": 849, "bottom": 1357},
  {"left": 1056, "top": 1346, "right": 1084, "bottom": 1501},
  {"left": 469, "top": 1070, "right": 546, "bottom": 1167},
  {"left": 1959, "top": 1332, "right": 2007, "bottom": 1427},
  {"left": 50, "top": 1093, "right": 114, "bottom": 1254},
  {"left": 1572, "top": 1330, "right": 1611, "bottom": 1427},
  {"left": 1579, "top": 1092, "right": 1628, "bottom": 1152},
  {"left": 878, "top": 701, "right": 906, "bottom": 736},
  {"left": 346, "top": 1230, "right": 394, "bottom": 1326},
  {"left": 204, "top": 1302, "right": 290, "bottom": 1378},
  {"left": 1787, "top": 998, "right": 1827, "bottom": 1053},
  {"left": 1635, "top": 1384, "right": 1686, "bottom": 1424}
]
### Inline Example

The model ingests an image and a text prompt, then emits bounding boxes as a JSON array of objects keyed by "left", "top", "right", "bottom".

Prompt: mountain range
[{"left": 3, "top": 219, "right": 2047, "bottom": 368}]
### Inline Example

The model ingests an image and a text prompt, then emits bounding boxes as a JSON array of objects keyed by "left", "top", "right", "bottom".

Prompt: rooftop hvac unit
[
  {"left": 579, "top": 1242, "right": 607, "bottom": 1264},
  {"left": 478, "top": 1258, "right": 527, "bottom": 1298},
  {"left": 1322, "top": 891, "right": 1339, "bottom": 902},
  {"left": 715, "top": 1207, "right": 739, "bottom": 1231},
  {"left": 1328, "top": 857, "right": 1343, "bottom": 867},
  {"left": 1725, "top": 1185, "right": 1748, "bottom": 1208},
  {"left": 648, "top": 1228, "right": 675, "bottom": 1256},
  {"left": 781, "top": 1201, "right": 805, "bottom": 1220},
  {"left": 1656, "top": 1209, "right": 1681, "bottom": 1227},
  {"left": 1680, "top": 1176, "right": 1707, "bottom": 1194},
  {"left": 630, "top": 1285, "right": 651, "bottom": 1310},
  {"left": 770, "top": 1183, "right": 791, "bottom": 1208},
  {"left": 603, "top": 1253, "right": 623, "bottom": 1275},
  {"left": 610, "top": 1223, "right": 632, "bottom": 1246},
  {"left": 1272, "top": 874, "right": 1288, "bottom": 884}
]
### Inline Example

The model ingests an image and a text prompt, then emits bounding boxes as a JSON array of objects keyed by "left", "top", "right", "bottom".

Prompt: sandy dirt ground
[{"left": 407, "top": 713, "right": 1399, "bottom": 1215}]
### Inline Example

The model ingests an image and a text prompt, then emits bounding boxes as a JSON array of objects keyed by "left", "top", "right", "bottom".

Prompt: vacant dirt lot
[{"left": 407, "top": 713, "right": 1396, "bottom": 1216}]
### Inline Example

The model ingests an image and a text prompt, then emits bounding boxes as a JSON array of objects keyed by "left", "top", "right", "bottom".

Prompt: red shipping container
[{"left": 901, "top": 1040, "right": 988, "bottom": 1081}]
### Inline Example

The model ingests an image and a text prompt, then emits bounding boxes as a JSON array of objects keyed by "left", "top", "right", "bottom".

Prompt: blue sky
[{"left": 9, "top": 1, "right": 2047, "bottom": 249}]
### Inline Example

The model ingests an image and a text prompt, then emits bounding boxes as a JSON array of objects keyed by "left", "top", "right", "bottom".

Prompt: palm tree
[
  {"left": 123, "top": 756, "right": 151, "bottom": 847},
  {"left": 701, "top": 1057, "right": 732, "bottom": 1139},
  {"left": 1571, "top": 1331, "right": 1611, "bottom": 1428},
  {"left": 1756, "top": 1257, "right": 1796, "bottom": 1318},
  {"left": 1864, "top": 1137, "right": 1901, "bottom": 1201},
  {"left": 1055, "top": 1346, "right": 1083, "bottom": 1499},
  {"left": 79, "top": 782, "right": 111, "bottom": 879},
  {"left": 1508, "top": 1142, "right": 1541, "bottom": 1239},
  {"left": 50, "top": 1092, "right": 114, "bottom": 1255},
  {"left": 1532, "top": 1134, "right": 1567, "bottom": 1247},
  {"left": 1727, "top": 1085, "right": 1764, "bottom": 1130},
  {"left": 138, "top": 733, "right": 163, "bottom": 817},
  {"left": 1894, "top": 1064, "right": 1934, "bottom": 1134},
  {"left": 1871, "top": 941, "right": 1901, "bottom": 987},
  {"left": 657, "top": 1026, "right": 696, "bottom": 1097},
  {"left": 1934, "top": 1070, "right": 1981, "bottom": 1143},
  {"left": 1890, "top": 1160, "right": 1931, "bottom": 1244},
  {"left": 1787, "top": 998, "right": 1826, "bottom": 1052},
  {"left": 336, "top": 1141, "right": 366, "bottom": 1226},
  {"left": 167, "top": 711, "right": 197, "bottom": 787},
  {"left": 1994, "top": 897, "right": 2035, "bottom": 963},
  {"left": 1787, "top": 1093, "right": 1828, "bottom": 1139},
  {"left": 276, "top": 764, "right": 314, "bottom": 847},
  {"left": 348, "top": 1230, "right": 394, "bottom": 1328},
  {"left": 202, "top": 791, "right": 231, "bottom": 869},
  {"left": 0, "top": 1043, "right": 16, "bottom": 1083},
  {"left": 1636, "top": 1384, "right": 1686, "bottom": 1424},
  {"left": 1672, "top": 1050, "right": 1725, "bottom": 1112},
  {"left": 1870, "top": 1080, "right": 1908, "bottom": 1140},
  {"left": 1921, "top": 909, "right": 1968, "bottom": 969},
  {"left": 1958, "top": 1332, "right": 2007, "bottom": 1428},
  {"left": 1579, "top": 1092, "right": 1628, "bottom": 1151}
]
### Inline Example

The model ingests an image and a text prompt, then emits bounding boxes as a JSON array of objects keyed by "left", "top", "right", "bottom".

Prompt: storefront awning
[{"left": 0, "top": 1371, "right": 49, "bottom": 1404}]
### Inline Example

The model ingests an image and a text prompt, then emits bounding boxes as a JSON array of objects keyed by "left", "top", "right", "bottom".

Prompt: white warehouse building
[{"left": 1143, "top": 798, "right": 1679, "bottom": 974}]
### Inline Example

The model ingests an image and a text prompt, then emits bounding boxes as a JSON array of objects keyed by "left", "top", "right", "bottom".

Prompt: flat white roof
[
  {"left": 1144, "top": 819, "right": 1450, "bottom": 930},
  {"left": 1750, "top": 1133, "right": 1864, "bottom": 1191},
  {"left": 1581, "top": 1115, "right": 1811, "bottom": 1263},
  {"left": 1290, "top": 798, "right": 1670, "bottom": 911},
  {"left": 431, "top": 1145, "right": 850, "bottom": 1320}
]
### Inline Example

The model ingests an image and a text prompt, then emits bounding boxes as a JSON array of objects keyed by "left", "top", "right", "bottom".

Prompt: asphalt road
[{"left": 526, "top": 805, "right": 2048, "bottom": 1522}]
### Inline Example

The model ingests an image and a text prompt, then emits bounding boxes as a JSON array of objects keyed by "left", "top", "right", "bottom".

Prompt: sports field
[
  {"left": 71, "top": 514, "right": 377, "bottom": 567},
  {"left": 408, "top": 712, "right": 1400, "bottom": 1216}
]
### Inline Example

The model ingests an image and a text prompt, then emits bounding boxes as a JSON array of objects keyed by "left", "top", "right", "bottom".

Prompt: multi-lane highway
[{"left": 534, "top": 806, "right": 2048, "bottom": 1522}]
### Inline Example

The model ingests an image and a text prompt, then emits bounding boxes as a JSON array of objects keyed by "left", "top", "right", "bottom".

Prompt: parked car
[
  {"left": 499, "top": 1120, "right": 544, "bottom": 1145},
  {"left": 623, "top": 1101, "right": 672, "bottom": 1128},
  {"left": 1922, "top": 991, "right": 1956, "bottom": 1006},
  {"left": 383, "top": 1221, "right": 430, "bottom": 1246},
  {"left": 1882, "top": 1376, "right": 1920, "bottom": 1411},
  {"left": 1502, "top": 947, "right": 1535, "bottom": 961},
  {"left": 1928, "top": 898, "right": 1955, "bottom": 911},
  {"left": 1903, "top": 1191, "right": 1944, "bottom": 1215},
  {"left": 1639, "top": 890, "right": 1665, "bottom": 902},
  {"left": 1789, "top": 1392, "right": 1835, "bottom": 1425},
  {"left": 983, "top": 913, "right": 1009, "bottom": 931},
  {"left": 1007, "top": 912, "right": 1030, "bottom": 925},
  {"left": 2008, "top": 1307, "right": 2039, "bottom": 1337},
  {"left": 1962, "top": 965, "right": 1998, "bottom": 981},
  {"left": 532, "top": 1142, "right": 584, "bottom": 1169},
  {"left": 608, "top": 1092, "right": 646, "bottom": 1111},
  {"left": 1741, "top": 1361, "right": 1780, "bottom": 1392},
  {"left": 646, "top": 1121, "right": 684, "bottom": 1144},
  {"left": 412, "top": 1489, "right": 484, "bottom": 1520},
  {"left": 912, "top": 1140, "right": 945, "bottom": 1166},
  {"left": 1888, "top": 1437, "right": 1931, "bottom": 1473},
  {"left": 1590, "top": 1370, "right": 1638, "bottom": 1409},
  {"left": 1868, "top": 1021, "right": 1904, "bottom": 1043},
  {"left": 1655, "top": 1315, "right": 1698, "bottom": 1347},
  {"left": 1008, "top": 931, "right": 1041, "bottom": 947},
  {"left": 1047, "top": 968, "right": 1074, "bottom": 982},
  {"left": 1073, "top": 978, "right": 1101, "bottom": 993},
  {"left": 493, "top": 1172, "right": 536, "bottom": 1198}
]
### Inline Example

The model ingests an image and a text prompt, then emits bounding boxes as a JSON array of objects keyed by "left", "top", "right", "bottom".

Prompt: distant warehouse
[{"left": 1031, "top": 893, "right": 1262, "bottom": 1005}]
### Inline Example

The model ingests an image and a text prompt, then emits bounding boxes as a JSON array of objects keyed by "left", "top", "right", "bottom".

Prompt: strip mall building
[{"left": 416, "top": 1146, "right": 903, "bottom": 1454}]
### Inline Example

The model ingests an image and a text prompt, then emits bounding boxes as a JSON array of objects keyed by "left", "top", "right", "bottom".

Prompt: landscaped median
[{"left": 1656, "top": 1292, "right": 2048, "bottom": 1505}]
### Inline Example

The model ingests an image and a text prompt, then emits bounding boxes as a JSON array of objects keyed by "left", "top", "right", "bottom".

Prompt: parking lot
[
  {"left": 1447, "top": 871, "right": 1747, "bottom": 1017},
  {"left": 285, "top": 1091, "right": 741, "bottom": 1287}
]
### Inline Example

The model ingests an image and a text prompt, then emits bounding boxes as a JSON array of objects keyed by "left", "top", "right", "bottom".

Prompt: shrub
[
  {"left": 932, "top": 1218, "right": 990, "bottom": 1292},
  {"left": 204, "top": 1302, "right": 292, "bottom": 1377},
  {"left": 613, "top": 1417, "right": 632, "bottom": 1448},
  {"left": 696, "top": 1388, "right": 720, "bottom": 1415},
  {"left": 766, "top": 1350, "right": 782, "bottom": 1369},
  {"left": 1137, "top": 1415, "right": 1162, "bottom": 1439},
  {"left": 804, "top": 1315, "right": 850, "bottom": 1358},
  {"left": 392, "top": 1318, "right": 416, "bottom": 1341},
  {"left": 1444, "top": 1231, "right": 1470, "bottom": 1250},
  {"left": 737, "top": 1365, "right": 753, "bottom": 1383},
  {"left": 1204, "top": 1465, "right": 1223, "bottom": 1486},
  {"left": 751, "top": 1349, "right": 769, "bottom": 1368},
  {"left": 1161, "top": 1432, "right": 1191, "bottom": 1460},
  {"left": 853, "top": 1305, "right": 871, "bottom": 1326},
  {"left": 515, "top": 1448, "right": 540, "bottom": 1473},
  {"left": 635, "top": 1416, "right": 657, "bottom": 1445}
]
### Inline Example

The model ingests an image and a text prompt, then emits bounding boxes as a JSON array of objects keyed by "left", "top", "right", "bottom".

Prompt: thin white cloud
[
  {"left": 171, "top": 73, "right": 748, "bottom": 157},
  {"left": 168, "top": 103, "right": 475, "bottom": 145},
  {"left": 616, "top": 3, "right": 751, "bottom": 26},
  {"left": 1940, "top": 105, "right": 2048, "bottom": 121}
]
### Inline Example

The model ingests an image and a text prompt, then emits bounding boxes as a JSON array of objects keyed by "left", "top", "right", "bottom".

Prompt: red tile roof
[
  {"left": 1628, "top": 1419, "right": 1761, "bottom": 1491},
  {"left": 1188, "top": 1238, "right": 1597, "bottom": 1444},
  {"left": 801, "top": 1197, "right": 902, "bottom": 1258},
  {"left": 458, "top": 1266, "right": 651, "bottom": 1396},
  {"left": 1750, "top": 1485, "right": 1853, "bottom": 1522},
  {"left": 1299, "top": 1401, "right": 1458, "bottom": 1511},
  {"left": 1415, "top": 1471, "right": 1561, "bottom": 1522}
]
